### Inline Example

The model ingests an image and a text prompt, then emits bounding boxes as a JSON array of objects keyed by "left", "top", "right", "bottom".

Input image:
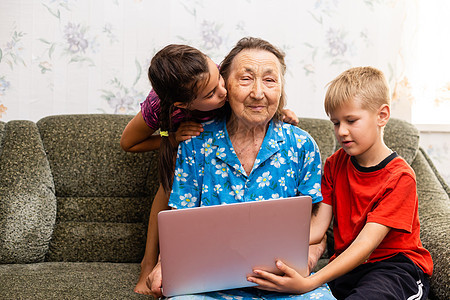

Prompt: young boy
[{"left": 248, "top": 67, "right": 433, "bottom": 299}]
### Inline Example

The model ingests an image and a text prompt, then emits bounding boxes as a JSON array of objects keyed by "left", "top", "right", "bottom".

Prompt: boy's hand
[
  {"left": 169, "top": 121, "right": 203, "bottom": 147},
  {"left": 247, "top": 260, "right": 316, "bottom": 294},
  {"left": 282, "top": 109, "right": 299, "bottom": 126}
]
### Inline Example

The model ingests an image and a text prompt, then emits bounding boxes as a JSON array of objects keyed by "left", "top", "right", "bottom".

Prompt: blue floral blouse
[{"left": 169, "top": 118, "right": 322, "bottom": 208}]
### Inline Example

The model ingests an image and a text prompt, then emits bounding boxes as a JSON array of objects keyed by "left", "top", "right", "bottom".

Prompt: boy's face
[{"left": 329, "top": 98, "right": 388, "bottom": 166}]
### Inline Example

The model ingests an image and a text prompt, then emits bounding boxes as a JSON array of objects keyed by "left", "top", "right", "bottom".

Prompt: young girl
[{"left": 120, "top": 44, "right": 299, "bottom": 295}]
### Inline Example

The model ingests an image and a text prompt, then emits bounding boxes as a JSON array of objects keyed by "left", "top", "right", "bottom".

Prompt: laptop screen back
[{"left": 158, "top": 196, "right": 312, "bottom": 297}]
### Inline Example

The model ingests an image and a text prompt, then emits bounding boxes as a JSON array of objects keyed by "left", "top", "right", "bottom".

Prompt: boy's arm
[
  {"left": 310, "top": 202, "right": 333, "bottom": 245},
  {"left": 120, "top": 112, "right": 160, "bottom": 152},
  {"left": 309, "top": 222, "right": 390, "bottom": 285},
  {"left": 248, "top": 222, "right": 390, "bottom": 294}
]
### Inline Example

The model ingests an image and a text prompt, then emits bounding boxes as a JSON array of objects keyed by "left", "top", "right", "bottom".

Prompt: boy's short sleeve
[{"left": 367, "top": 173, "right": 417, "bottom": 233}]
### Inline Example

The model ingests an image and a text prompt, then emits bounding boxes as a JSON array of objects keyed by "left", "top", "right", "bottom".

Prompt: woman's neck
[
  {"left": 226, "top": 116, "right": 269, "bottom": 176},
  {"left": 226, "top": 115, "right": 269, "bottom": 138}
]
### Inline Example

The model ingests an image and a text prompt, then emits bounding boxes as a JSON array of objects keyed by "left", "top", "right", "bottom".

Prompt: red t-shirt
[{"left": 322, "top": 149, "right": 433, "bottom": 276}]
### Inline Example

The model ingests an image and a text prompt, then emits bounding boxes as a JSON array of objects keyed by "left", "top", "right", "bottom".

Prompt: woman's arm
[
  {"left": 309, "top": 202, "right": 333, "bottom": 245},
  {"left": 248, "top": 222, "right": 390, "bottom": 294}
]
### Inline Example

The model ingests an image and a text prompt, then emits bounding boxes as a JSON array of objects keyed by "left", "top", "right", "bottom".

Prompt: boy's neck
[{"left": 353, "top": 143, "right": 393, "bottom": 168}]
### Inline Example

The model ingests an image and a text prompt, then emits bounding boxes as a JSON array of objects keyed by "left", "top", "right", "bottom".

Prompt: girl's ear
[
  {"left": 173, "top": 102, "right": 188, "bottom": 109},
  {"left": 377, "top": 104, "right": 390, "bottom": 127}
]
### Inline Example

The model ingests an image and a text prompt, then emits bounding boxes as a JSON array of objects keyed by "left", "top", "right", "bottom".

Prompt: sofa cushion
[
  {"left": 0, "top": 121, "right": 56, "bottom": 263},
  {"left": 0, "top": 262, "right": 148, "bottom": 299},
  {"left": 46, "top": 196, "right": 151, "bottom": 262}
]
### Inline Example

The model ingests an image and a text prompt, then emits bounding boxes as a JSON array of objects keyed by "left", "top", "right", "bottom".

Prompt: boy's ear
[
  {"left": 173, "top": 102, "right": 188, "bottom": 109},
  {"left": 377, "top": 104, "right": 390, "bottom": 127}
]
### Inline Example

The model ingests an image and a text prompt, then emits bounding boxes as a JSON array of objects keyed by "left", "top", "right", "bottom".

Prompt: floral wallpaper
[
  {"left": 0, "top": 0, "right": 448, "bottom": 184},
  {"left": 0, "top": 0, "right": 410, "bottom": 120}
]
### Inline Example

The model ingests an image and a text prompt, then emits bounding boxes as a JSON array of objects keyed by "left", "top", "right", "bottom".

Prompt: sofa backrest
[
  {"left": 0, "top": 120, "right": 56, "bottom": 264},
  {"left": 36, "top": 114, "right": 159, "bottom": 262}
]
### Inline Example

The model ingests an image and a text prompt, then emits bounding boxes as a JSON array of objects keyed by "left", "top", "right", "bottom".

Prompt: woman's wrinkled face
[{"left": 226, "top": 49, "right": 282, "bottom": 127}]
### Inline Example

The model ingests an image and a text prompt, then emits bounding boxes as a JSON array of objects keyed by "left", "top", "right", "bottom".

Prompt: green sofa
[{"left": 0, "top": 114, "right": 448, "bottom": 299}]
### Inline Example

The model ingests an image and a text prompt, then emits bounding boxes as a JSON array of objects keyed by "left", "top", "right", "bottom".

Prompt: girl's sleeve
[
  {"left": 140, "top": 89, "right": 161, "bottom": 130},
  {"left": 297, "top": 133, "right": 323, "bottom": 204},
  {"left": 168, "top": 139, "right": 202, "bottom": 209}
]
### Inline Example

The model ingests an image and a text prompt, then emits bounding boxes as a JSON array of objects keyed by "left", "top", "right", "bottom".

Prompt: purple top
[{"left": 140, "top": 89, "right": 186, "bottom": 130}]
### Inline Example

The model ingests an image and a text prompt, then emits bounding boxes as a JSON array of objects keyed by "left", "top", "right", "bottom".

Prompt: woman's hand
[
  {"left": 281, "top": 109, "right": 299, "bottom": 126},
  {"left": 169, "top": 121, "right": 203, "bottom": 147},
  {"left": 247, "top": 260, "right": 317, "bottom": 294},
  {"left": 146, "top": 260, "right": 163, "bottom": 298},
  {"left": 308, "top": 234, "right": 327, "bottom": 273}
]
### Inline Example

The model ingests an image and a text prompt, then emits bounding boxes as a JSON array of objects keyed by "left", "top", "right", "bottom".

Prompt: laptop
[{"left": 158, "top": 195, "right": 312, "bottom": 297}]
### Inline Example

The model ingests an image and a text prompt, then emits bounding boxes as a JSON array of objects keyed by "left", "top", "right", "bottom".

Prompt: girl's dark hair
[
  {"left": 148, "top": 44, "right": 210, "bottom": 193},
  {"left": 219, "top": 37, "right": 287, "bottom": 122}
]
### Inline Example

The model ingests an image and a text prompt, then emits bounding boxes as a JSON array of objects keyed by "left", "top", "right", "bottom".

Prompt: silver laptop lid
[{"left": 158, "top": 196, "right": 312, "bottom": 297}]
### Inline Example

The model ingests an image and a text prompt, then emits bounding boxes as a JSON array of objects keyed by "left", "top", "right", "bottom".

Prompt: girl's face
[{"left": 187, "top": 57, "right": 227, "bottom": 112}]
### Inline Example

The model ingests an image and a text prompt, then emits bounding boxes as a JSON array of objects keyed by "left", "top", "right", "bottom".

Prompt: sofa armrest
[
  {"left": 411, "top": 149, "right": 450, "bottom": 300},
  {"left": 0, "top": 121, "right": 56, "bottom": 263}
]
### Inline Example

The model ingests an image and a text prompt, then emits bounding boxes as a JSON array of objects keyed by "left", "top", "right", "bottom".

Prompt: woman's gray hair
[{"left": 220, "top": 37, "right": 287, "bottom": 122}]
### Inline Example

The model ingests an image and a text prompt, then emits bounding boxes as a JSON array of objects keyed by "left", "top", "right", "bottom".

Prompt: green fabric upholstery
[
  {"left": 0, "top": 114, "right": 448, "bottom": 299},
  {"left": 0, "top": 121, "right": 56, "bottom": 264},
  {"left": 0, "top": 262, "right": 148, "bottom": 299},
  {"left": 36, "top": 114, "right": 158, "bottom": 197},
  {"left": 412, "top": 150, "right": 450, "bottom": 300},
  {"left": 36, "top": 115, "right": 159, "bottom": 263}
]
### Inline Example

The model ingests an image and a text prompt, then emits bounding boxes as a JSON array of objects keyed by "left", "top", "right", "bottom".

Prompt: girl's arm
[
  {"left": 281, "top": 108, "right": 299, "bottom": 125},
  {"left": 309, "top": 202, "right": 333, "bottom": 245},
  {"left": 248, "top": 222, "right": 390, "bottom": 294},
  {"left": 120, "top": 113, "right": 204, "bottom": 152},
  {"left": 120, "top": 112, "right": 160, "bottom": 152}
]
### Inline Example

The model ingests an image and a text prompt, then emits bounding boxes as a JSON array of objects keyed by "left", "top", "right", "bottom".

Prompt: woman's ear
[
  {"left": 173, "top": 102, "right": 188, "bottom": 109},
  {"left": 377, "top": 104, "right": 390, "bottom": 127}
]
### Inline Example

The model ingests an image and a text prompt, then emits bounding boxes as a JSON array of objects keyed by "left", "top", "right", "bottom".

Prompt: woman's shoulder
[
  {"left": 186, "top": 118, "right": 224, "bottom": 144},
  {"left": 276, "top": 122, "right": 317, "bottom": 144}
]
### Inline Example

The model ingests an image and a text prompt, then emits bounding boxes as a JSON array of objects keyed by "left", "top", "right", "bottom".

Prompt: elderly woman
[{"left": 148, "top": 37, "right": 335, "bottom": 299}]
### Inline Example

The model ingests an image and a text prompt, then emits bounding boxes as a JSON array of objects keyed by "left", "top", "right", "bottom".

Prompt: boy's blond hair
[{"left": 324, "top": 66, "right": 391, "bottom": 116}]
